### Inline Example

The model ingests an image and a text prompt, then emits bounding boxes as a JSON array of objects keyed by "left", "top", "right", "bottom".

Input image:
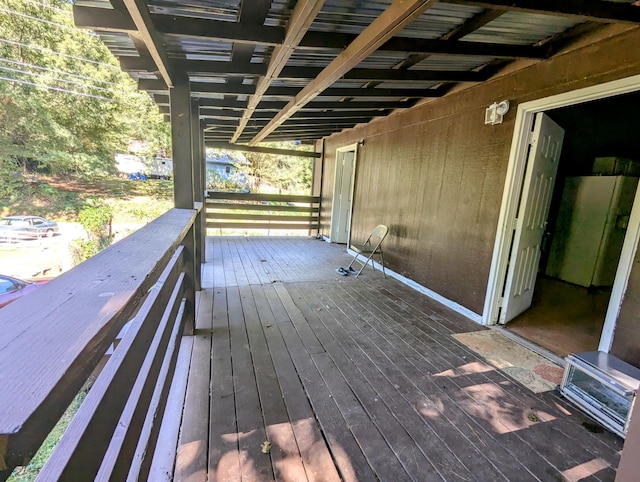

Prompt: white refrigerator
[{"left": 546, "top": 175, "right": 638, "bottom": 288}]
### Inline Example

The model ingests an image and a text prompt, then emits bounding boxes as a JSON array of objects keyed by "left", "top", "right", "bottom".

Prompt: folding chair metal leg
[{"left": 355, "top": 252, "right": 376, "bottom": 278}]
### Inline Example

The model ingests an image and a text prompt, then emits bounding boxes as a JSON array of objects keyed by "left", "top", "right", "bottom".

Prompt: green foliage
[
  {"left": 72, "top": 202, "right": 113, "bottom": 263},
  {"left": 68, "top": 238, "right": 100, "bottom": 265},
  {"left": 78, "top": 202, "right": 113, "bottom": 241},
  {"left": 219, "top": 142, "right": 313, "bottom": 194},
  {"left": 206, "top": 169, "right": 245, "bottom": 191},
  {"left": 0, "top": 158, "right": 28, "bottom": 202},
  {"left": 8, "top": 390, "right": 87, "bottom": 482},
  {"left": 0, "top": 0, "right": 170, "bottom": 180}
]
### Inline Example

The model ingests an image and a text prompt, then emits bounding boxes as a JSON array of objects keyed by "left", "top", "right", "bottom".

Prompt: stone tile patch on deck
[{"left": 451, "top": 329, "right": 564, "bottom": 393}]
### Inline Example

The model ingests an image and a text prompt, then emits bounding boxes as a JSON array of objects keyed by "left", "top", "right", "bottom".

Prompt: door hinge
[
  {"left": 497, "top": 297, "right": 505, "bottom": 308},
  {"left": 527, "top": 131, "right": 535, "bottom": 146}
]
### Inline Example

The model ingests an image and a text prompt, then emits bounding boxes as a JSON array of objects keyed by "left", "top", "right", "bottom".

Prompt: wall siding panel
[{"left": 320, "top": 23, "right": 640, "bottom": 356}]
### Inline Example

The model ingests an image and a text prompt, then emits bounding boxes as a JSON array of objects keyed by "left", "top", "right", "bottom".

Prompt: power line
[
  {"left": 0, "top": 74, "right": 118, "bottom": 102},
  {"left": 0, "top": 63, "right": 128, "bottom": 97},
  {"left": 20, "top": 0, "right": 73, "bottom": 15},
  {"left": 0, "top": 38, "right": 120, "bottom": 70},
  {"left": 0, "top": 56, "right": 132, "bottom": 91},
  {"left": 0, "top": 6, "right": 86, "bottom": 34}
]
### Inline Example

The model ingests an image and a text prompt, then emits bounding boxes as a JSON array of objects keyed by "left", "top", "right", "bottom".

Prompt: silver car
[{"left": 0, "top": 216, "right": 59, "bottom": 241}]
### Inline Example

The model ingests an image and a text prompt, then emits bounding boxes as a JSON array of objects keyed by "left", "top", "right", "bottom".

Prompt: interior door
[
  {"left": 500, "top": 113, "right": 565, "bottom": 323},
  {"left": 331, "top": 149, "right": 356, "bottom": 244}
]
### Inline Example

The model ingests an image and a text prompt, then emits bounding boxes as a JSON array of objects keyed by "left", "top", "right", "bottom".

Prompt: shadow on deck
[{"left": 174, "top": 236, "right": 622, "bottom": 481}]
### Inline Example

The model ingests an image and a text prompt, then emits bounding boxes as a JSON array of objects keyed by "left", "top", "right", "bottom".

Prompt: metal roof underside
[{"left": 72, "top": 0, "right": 640, "bottom": 147}]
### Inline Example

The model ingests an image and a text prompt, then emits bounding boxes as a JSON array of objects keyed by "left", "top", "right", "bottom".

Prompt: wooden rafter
[
  {"left": 231, "top": 0, "right": 326, "bottom": 143},
  {"left": 121, "top": 0, "right": 173, "bottom": 87}
]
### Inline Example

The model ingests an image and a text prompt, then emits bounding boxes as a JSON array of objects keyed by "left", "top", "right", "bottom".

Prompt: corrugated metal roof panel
[
  {"left": 463, "top": 12, "right": 585, "bottom": 45},
  {"left": 413, "top": 54, "right": 492, "bottom": 71},
  {"left": 93, "top": 30, "right": 137, "bottom": 57},
  {"left": 74, "top": 0, "right": 113, "bottom": 8},
  {"left": 399, "top": 3, "right": 484, "bottom": 39},
  {"left": 148, "top": 0, "right": 241, "bottom": 21}
]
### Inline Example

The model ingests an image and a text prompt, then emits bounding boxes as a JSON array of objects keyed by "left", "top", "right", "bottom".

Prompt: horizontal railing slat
[
  {"left": 206, "top": 202, "right": 320, "bottom": 213},
  {"left": 99, "top": 276, "right": 186, "bottom": 481},
  {"left": 207, "top": 222, "right": 318, "bottom": 230},
  {"left": 207, "top": 213, "right": 318, "bottom": 222},
  {"left": 206, "top": 191, "right": 320, "bottom": 203},
  {"left": 0, "top": 208, "right": 196, "bottom": 472},
  {"left": 128, "top": 298, "right": 187, "bottom": 481}
]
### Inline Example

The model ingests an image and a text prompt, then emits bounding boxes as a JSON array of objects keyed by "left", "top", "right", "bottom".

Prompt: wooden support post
[
  {"left": 191, "top": 99, "right": 203, "bottom": 292},
  {"left": 170, "top": 74, "right": 195, "bottom": 333}
]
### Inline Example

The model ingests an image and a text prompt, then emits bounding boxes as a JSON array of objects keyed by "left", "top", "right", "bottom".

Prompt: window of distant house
[{"left": 225, "top": 166, "right": 231, "bottom": 174}]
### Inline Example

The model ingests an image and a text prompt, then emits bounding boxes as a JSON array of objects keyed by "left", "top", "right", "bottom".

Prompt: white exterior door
[
  {"left": 330, "top": 148, "right": 356, "bottom": 244},
  {"left": 500, "top": 113, "right": 565, "bottom": 323}
]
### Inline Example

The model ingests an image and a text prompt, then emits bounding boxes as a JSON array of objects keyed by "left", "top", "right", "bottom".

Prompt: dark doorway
[{"left": 506, "top": 90, "right": 640, "bottom": 357}]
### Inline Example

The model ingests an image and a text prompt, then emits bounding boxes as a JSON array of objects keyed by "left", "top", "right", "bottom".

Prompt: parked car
[
  {"left": 0, "top": 274, "right": 48, "bottom": 309},
  {"left": 0, "top": 216, "right": 59, "bottom": 241}
]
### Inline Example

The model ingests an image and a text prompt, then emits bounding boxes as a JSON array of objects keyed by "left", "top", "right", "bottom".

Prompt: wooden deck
[{"left": 173, "top": 237, "right": 623, "bottom": 482}]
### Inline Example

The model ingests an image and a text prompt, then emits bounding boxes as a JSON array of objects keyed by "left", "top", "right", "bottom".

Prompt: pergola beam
[{"left": 205, "top": 142, "right": 320, "bottom": 158}]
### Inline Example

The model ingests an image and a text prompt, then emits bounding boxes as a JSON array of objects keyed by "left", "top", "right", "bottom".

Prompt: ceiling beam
[
  {"left": 232, "top": 0, "right": 326, "bottom": 143},
  {"left": 205, "top": 142, "right": 320, "bottom": 158},
  {"left": 73, "top": 5, "right": 136, "bottom": 32},
  {"left": 441, "top": 9, "right": 504, "bottom": 40},
  {"left": 192, "top": 98, "right": 415, "bottom": 111},
  {"left": 122, "top": 0, "right": 174, "bottom": 87},
  {"left": 279, "top": 67, "right": 489, "bottom": 82},
  {"left": 301, "top": 32, "right": 545, "bottom": 59},
  {"left": 204, "top": 118, "right": 365, "bottom": 127},
  {"left": 154, "top": 13, "right": 284, "bottom": 46},
  {"left": 138, "top": 78, "right": 167, "bottom": 92},
  {"left": 125, "top": 57, "right": 485, "bottom": 82},
  {"left": 441, "top": 0, "right": 640, "bottom": 24},
  {"left": 144, "top": 82, "right": 448, "bottom": 100},
  {"left": 121, "top": 58, "right": 268, "bottom": 76}
]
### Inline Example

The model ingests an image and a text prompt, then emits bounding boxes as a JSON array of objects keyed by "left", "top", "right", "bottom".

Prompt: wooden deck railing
[
  {"left": 0, "top": 207, "right": 200, "bottom": 481},
  {"left": 205, "top": 190, "right": 320, "bottom": 233}
]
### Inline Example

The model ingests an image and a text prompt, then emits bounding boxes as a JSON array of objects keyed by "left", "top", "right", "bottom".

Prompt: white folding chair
[{"left": 346, "top": 224, "right": 389, "bottom": 278}]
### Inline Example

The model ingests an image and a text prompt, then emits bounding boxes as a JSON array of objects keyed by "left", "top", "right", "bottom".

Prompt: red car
[{"left": 0, "top": 274, "right": 48, "bottom": 309}]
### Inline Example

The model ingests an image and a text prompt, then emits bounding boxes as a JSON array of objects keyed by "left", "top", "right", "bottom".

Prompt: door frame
[
  {"left": 483, "top": 74, "right": 640, "bottom": 353},
  {"left": 329, "top": 143, "right": 358, "bottom": 244}
]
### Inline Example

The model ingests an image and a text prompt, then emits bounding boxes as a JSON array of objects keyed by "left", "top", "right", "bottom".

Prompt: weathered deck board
[{"left": 176, "top": 237, "right": 622, "bottom": 482}]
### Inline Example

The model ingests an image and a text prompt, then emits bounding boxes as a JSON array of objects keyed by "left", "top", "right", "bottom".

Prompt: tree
[
  {"left": 242, "top": 142, "right": 313, "bottom": 194},
  {"left": 0, "top": 0, "right": 170, "bottom": 180}
]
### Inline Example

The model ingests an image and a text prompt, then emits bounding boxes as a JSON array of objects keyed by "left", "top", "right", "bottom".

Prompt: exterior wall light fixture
[{"left": 485, "top": 100, "right": 510, "bottom": 125}]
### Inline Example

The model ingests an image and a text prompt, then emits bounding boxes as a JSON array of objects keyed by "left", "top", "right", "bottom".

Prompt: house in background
[{"left": 205, "top": 151, "right": 249, "bottom": 184}]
